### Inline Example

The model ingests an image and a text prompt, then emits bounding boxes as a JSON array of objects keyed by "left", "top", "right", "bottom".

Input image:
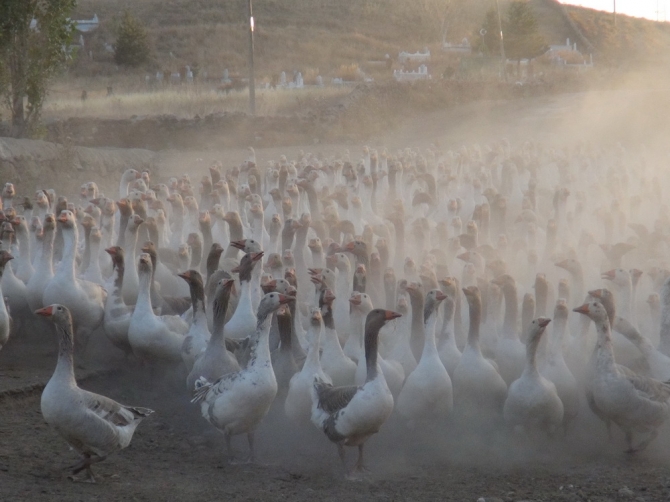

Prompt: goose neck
[{"left": 53, "top": 323, "right": 76, "bottom": 385}]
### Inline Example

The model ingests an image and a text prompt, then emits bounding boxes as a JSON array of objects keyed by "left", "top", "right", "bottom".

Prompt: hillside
[{"left": 70, "top": 0, "right": 669, "bottom": 81}]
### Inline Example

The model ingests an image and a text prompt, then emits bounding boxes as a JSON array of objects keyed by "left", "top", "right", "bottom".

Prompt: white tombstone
[
  {"left": 296, "top": 72, "right": 304, "bottom": 88},
  {"left": 280, "top": 71, "right": 287, "bottom": 86},
  {"left": 316, "top": 75, "right": 323, "bottom": 86}
]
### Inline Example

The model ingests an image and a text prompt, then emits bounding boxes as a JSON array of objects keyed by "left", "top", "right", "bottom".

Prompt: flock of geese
[{"left": 2, "top": 141, "right": 670, "bottom": 482}]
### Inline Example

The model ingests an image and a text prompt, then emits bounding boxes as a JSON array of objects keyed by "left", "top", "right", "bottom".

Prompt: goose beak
[
  {"left": 573, "top": 304, "right": 590, "bottom": 315},
  {"left": 589, "top": 289, "right": 602, "bottom": 298},
  {"left": 538, "top": 318, "right": 551, "bottom": 328},
  {"left": 278, "top": 294, "right": 294, "bottom": 305},
  {"left": 384, "top": 310, "right": 402, "bottom": 320},
  {"left": 251, "top": 251, "right": 264, "bottom": 262},
  {"left": 324, "top": 290, "right": 336, "bottom": 303},
  {"left": 231, "top": 239, "right": 246, "bottom": 250},
  {"left": 344, "top": 241, "right": 355, "bottom": 252},
  {"left": 105, "top": 247, "right": 116, "bottom": 256},
  {"left": 178, "top": 271, "right": 191, "bottom": 280},
  {"left": 35, "top": 306, "right": 53, "bottom": 317},
  {"left": 435, "top": 291, "right": 447, "bottom": 301},
  {"left": 601, "top": 270, "right": 616, "bottom": 281}
]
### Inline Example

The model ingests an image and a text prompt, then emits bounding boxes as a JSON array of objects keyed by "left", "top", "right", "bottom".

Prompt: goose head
[
  {"left": 34, "top": 303, "right": 73, "bottom": 327},
  {"left": 257, "top": 292, "right": 294, "bottom": 321},
  {"left": 573, "top": 301, "right": 609, "bottom": 325},
  {"left": 138, "top": 252, "right": 153, "bottom": 275}
]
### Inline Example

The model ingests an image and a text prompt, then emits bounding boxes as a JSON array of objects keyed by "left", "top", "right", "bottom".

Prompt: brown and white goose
[
  {"left": 37, "top": 304, "right": 153, "bottom": 483},
  {"left": 186, "top": 277, "right": 240, "bottom": 392},
  {"left": 310, "top": 308, "right": 399, "bottom": 479},
  {"left": 192, "top": 292, "right": 292, "bottom": 463},
  {"left": 574, "top": 301, "right": 670, "bottom": 453}
]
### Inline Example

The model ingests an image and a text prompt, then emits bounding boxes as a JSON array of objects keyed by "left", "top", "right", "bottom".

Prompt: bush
[{"left": 114, "top": 11, "right": 150, "bottom": 67}]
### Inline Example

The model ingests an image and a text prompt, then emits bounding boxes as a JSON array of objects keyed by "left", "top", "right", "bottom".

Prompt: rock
[{"left": 619, "top": 487, "right": 634, "bottom": 498}]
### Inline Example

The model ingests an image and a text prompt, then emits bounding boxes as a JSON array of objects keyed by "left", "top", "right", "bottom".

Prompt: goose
[
  {"left": 573, "top": 301, "right": 670, "bottom": 453},
  {"left": 224, "top": 251, "right": 264, "bottom": 340},
  {"left": 10, "top": 215, "right": 34, "bottom": 282},
  {"left": 102, "top": 246, "right": 133, "bottom": 356},
  {"left": 271, "top": 303, "right": 299, "bottom": 398},
  {"left": 396, "top": 289, "right": 453, "bottom": 425},
  {"left": 319, "top": 289, "right": 357, "bottom": 386},
  {"left": 503, "top": 317, "right": 564, "bottom": 435},
  {"left": 285, "top": 307, "right": 332, "bottom": 423},
  {"left": 187, "top": 278, "right": 240, "bottom": 392},
  {"left": 127, "top": 253, "right": 189, "bottom": 365},
  {"left": 192, "top": 292, "right": 293, "bottom": 463},
  {"left": 493, "top": 274, "right": 526, "bottom": 385},
  {"left": 0, "top": 251, "right": 12, "bottom": 350},
  {"left": 179, "top": 270, "right": 212, "bottom": 374},
  {"left": 36, "top": 304, "right": 153, "bottom": 483},
  {"left": 437, "top": 292, "right": 462, "bottom": 379},
  {"left": 351, "top": 293, "right": 405, "bottom": 397},
  {"left": 42, "top": 210, "right": 105, "bottom": 351},
  {"left": 452, "top": 286, "right": 507, "bottom": 422},
  {"left": 310, "top": 308, "right": 399, "bottom": 480},
  {"left": 386, "top": 296, "right": 417, "bottom": 376},
  {"left": 539, "top": 299, "right": 580, "bottom": 430},
  {"left": 26, "top": 214, "right": 55, "bottom": 312}
]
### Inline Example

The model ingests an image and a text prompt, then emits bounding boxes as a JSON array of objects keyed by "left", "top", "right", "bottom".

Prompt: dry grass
[{"left": 41, "top": 83, "right": 350, "bottom": 120}]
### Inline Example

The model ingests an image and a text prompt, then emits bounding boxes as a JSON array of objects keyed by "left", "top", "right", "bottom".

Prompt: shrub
[{"left": 114, "top": 11, "right": 150, "bottom": 67}]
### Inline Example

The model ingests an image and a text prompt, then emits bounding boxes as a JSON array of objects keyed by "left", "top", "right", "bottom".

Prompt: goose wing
[{"left": 315, "top": 381, "right": 360, "bottom": 414}]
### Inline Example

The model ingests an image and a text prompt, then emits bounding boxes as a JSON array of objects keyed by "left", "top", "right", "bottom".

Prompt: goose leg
[
  {"left": 624, "top": 429, "right": 636, "bottom": 454},
  {"left": 68, "top": 453, "right": 106, "bottom": 483},
  {"left": 337, "top": 443, "right": 346, "bottom": 469},
  {"left": 633, "top": 429, "right": 658, "bottom": 453},
  {"left": 225, "top": 431, "right": 235, "bottom": 463},
  {"left": 246, "top": 432, "right": 256, "bottom": 463},
  {"left": 346, "top": 444, "right": 369, "bottom": 480}
]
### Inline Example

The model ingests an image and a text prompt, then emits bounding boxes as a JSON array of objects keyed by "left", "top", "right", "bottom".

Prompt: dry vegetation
[{"left": 33, "top": 0, "right": 670, "bottom": 126}]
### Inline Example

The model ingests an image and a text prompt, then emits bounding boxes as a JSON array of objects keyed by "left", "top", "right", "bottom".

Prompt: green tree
[
  {"left": 114, "top": 11, "right": 150, "bottom": 67},
  {"left": 504, "top": 1, "right": 547, "bottom": 71},
  {"left": 0, "top": 0, "right": 76, "bottom": 137}
]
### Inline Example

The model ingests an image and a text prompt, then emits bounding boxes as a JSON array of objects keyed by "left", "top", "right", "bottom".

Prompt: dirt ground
[{"left": 3, "top": 88, "right": 670, "bottom": 501}]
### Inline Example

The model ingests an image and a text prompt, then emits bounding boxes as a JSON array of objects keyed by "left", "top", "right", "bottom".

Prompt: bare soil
[{"left": 3, "top": 88, "right": 670, "bottom": 500}]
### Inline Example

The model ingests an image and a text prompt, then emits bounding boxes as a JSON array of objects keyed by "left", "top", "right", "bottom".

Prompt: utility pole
[
  {"left": 247, "top": 0, "right": 256, "bottom": 116},
  {"left": 495, "top": 0, "right": 506, "bottom": 80}
]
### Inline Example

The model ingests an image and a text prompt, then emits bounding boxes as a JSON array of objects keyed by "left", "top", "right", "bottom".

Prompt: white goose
[
  {"left": 127, "top": 253, "right": 189, "bottom": 364},
  {"left": 452, "top": 286, "right": 508, "bottom": 421},
  {"left": 319, "top": 289, "right": 357, "bottom": 386},
  {"left": 26, "top": 214, "right": 55, "bottom": 312},
  {"left": 285, "top": 307, "right": 332, "bottom": 423},
  {"left": 102, "top": 246, "right": 133, "bottom": 356},
  {"left": 36, "top": 304, "right": 153, "bottom": 483},
  {"left": 42, "top": 210, "right": 105, "bottom": 350},
  {"left": 504, "top": 317, "right": 564, "bottom": 435},
  {"left": 192, "top": 292, "right": 292, "bottom": 463},
  {"left": 396, "top": 289, "right": 453, "bottom": 424},
  {"left": 539, "top": 299, "right": 580, "bottom": 429},
  {"left": 311, "top": 308, "right": 399, "bottom": 479},
  {"left": 225, "top": 251, "right": 264, "bottom": 340},
  {"left": 0, "top": 251, "right": 12, "bottom": 350}
]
